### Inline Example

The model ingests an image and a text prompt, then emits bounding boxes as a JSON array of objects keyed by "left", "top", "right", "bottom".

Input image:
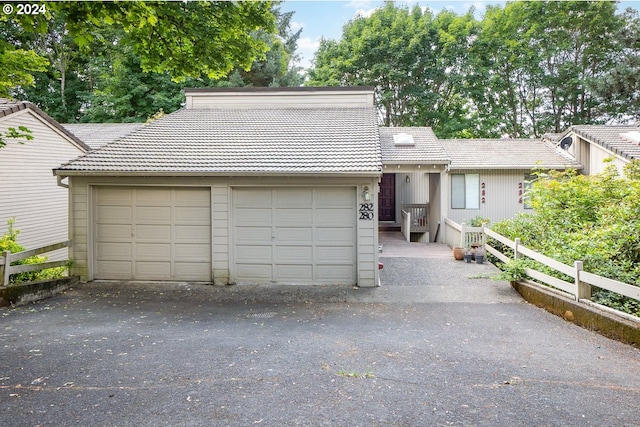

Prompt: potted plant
[
  {"left": 453, "top": 246, "right": 464, "bottom": 260},
  {"left": 463, "top": 247, "right": 473, "bottom": 263},
  {"left": 475, "top": 247, "right": 486, "bottom": 264}
]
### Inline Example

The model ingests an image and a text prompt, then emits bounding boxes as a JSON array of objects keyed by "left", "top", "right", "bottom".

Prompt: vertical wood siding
[
  {"left": 0, "top": 110, "right": 85, "bottom": 260},
  {"left": 446, "top": 169, "right": 532, "bottom": 225}
]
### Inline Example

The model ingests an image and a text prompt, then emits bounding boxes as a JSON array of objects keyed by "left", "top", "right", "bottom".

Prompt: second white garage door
[
  {"left": 94, "top": 186, "right": 211, "bottom": 281},
  {"left": 233, "top": 187, "right": 357, "bottom": 284}
]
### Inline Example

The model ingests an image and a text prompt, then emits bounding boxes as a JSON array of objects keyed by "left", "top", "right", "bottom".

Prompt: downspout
[{"left": 55, "top": 173, "right": 69, "bottom": 188}]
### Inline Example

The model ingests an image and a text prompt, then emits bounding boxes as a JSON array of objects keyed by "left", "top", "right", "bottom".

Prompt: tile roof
[
  {"left": 566, "top": 125, "right": 640, "bottom": 160},
  {"left": 440, "top": 138, "right": 581, "bottom": 170},
  {"left": 379, "top": 127, "right": 449, "bottom": 164},
  {"left": 55, "top": 107, "right": 381, "bottom": 175},
  {"left": 63, "top": 123, "right": 145, "bottom": 150},
  {"left": 0, "top": 98, "right": 90, "bottom": 151}
]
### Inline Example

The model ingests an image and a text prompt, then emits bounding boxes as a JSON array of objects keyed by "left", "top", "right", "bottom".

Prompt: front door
[{"left": 378, "top": 173, "right": 395, "bottom": 222}]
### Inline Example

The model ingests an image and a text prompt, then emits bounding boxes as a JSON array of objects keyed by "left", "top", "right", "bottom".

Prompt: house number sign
[{"left": 359, "top": 203, "right": 374, "bottom": 220}]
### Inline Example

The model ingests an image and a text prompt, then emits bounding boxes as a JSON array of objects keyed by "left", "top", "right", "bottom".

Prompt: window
[{"left": 451, "top": 174, "right": 480, "bottom": 209}]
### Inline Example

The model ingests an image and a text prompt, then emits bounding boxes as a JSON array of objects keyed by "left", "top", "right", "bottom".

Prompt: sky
[{"left": 280, "top": 0, "right": 640, "bottom": 70}]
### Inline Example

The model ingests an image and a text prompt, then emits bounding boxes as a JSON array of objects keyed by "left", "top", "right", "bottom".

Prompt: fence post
[
  {"left": 514, "top": 238, "right": 521, "bottom": 260},
  {"left": 575, "top": 260, "right": 591, "bottom": 301},
  {"left": 460, "top": 222, "right": 466, "bottom": 248},
  {"left": 1, "top": 250, "right": 10, "bottom": 286}
]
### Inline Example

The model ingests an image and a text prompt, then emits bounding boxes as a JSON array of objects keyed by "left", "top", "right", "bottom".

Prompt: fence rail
[
  {"left": 0, "top": 240, "right": 71, "bottom": 287},
  {"left": 401, "top": 204, "right": 428, "bottom": 233}
]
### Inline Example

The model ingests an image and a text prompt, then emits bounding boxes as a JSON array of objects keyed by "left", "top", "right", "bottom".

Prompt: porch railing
[
  {"left": 0, "top": 240, "right": 71, "bottom": 287},
  {"left": 401, "top": 204, "right": 428, "bottom": 233}
]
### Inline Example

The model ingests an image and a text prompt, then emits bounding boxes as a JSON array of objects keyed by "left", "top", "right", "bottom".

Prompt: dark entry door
[{"left": 378, "top": 173, "right": 396, "bottom": 222}]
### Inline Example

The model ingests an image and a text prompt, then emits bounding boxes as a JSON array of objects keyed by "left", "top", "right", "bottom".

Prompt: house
[
  {"left": 54, "top": 87, "right": 382, "bottom": 286},
  {"left": 439, "top": 139, "right": 581, "bottom": 224},
  {"left": 378, "top": 127, "right": 449, "bottom": 242},
  {"left": 552, "top": 125, "right": 640, "bottom": 176},
  {"left": 0, "top": 99, "right": 89, "bottom": 259},
  {"left": 63, "top": 123, "right": 145, "bottom": 150}
]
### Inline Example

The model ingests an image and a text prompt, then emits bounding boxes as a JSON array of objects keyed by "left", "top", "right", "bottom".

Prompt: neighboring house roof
[
  {"left": 440, "top": 138, "right": 582, "bottom": 170},
  {"left": 0, "top": 98, "right": 90, "bottom": 152},
  {"left": 55, "top": 107, "right": 381, "bottom": 175},
  {"left": 541, "top": 132, "right": 564, "bottom": 144},
  {"left": 379, "top": 127, "right": 450, "bottom": 164},
  {"left": 564, "top": 125, "right": 640, "bottom": 161},
  {"left": 63, "top": 123, "right": 145, "bottom": 150}
]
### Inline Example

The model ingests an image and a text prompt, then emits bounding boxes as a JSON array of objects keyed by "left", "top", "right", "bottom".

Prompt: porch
[{"left": 378, "top": 231, "right": 451, "bottom": 258}]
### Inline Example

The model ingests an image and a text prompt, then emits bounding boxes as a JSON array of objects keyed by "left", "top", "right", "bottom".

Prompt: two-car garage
[{"left": 93, "top": 186, "right": 358, "bottom": 285}]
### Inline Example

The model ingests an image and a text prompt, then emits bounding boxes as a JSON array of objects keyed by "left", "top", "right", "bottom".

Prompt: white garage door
[
  {"left": 233, "top": 187, "right": 356, "bottom": 284},
  {"left": 94, "top": 186, "right": 211, "bottom": 281}
]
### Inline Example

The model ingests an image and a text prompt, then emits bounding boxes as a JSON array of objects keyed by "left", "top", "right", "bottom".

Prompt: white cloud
[
  {"left": 290, "top": 20, "right": 304, "bottom": 31},
  {"left": 296, "top": 37, "right": 321, "bottom": 69},
  {"left": 354, "top": 8, "right": 377, "bottom": 18},
  {"left": 345, "top": 0, "right": 375, "bottom": 9}
]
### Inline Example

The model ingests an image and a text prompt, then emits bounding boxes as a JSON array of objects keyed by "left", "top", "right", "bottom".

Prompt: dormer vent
[
  {"left": 393, "top": 133, "right": 415, "bottom": 146},
  {"left": 620, "top": 131, "right": 640, "bottom": 145}
]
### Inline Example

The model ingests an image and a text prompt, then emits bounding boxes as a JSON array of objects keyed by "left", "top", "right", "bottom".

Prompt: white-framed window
[{"left": 451, "top": 174, "right": 480, "bottom": 209}]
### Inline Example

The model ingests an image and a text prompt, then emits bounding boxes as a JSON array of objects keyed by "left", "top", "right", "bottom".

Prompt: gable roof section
[
  {"left": 565, "top": 125, "right": 640, "bottom": 160},
  {"left": 0, "top": 98, "right": 90, "bottom": 152},
  {"left": 440, "top": 138, "right": 581, "bottom": 170},
  {"left": 379, "top": 127, "right": 449, "bottom": 164},
  {"left": 63, "top": 123, "right": 145, "bottom": 150},
  {"left": 55, "top": 107, "right": 381, "bottom": 176}
]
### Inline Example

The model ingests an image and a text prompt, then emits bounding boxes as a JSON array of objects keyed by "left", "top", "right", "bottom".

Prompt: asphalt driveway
[{"left": 1, "top": 250, "right": 640, "bottom": 426}]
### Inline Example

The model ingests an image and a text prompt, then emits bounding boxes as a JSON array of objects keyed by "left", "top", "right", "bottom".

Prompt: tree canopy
[{"left": 308, "top": 1, "right": 639, "bottom": 138}]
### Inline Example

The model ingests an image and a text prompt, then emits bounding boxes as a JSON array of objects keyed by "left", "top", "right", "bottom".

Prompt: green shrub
[{"left": 1, "top": 218, "right": 67, "bottom": 284}]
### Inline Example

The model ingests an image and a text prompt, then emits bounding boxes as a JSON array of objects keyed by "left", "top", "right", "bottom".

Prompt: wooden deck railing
[
  {"left": 0, "top": 240, "right": 71, "bottom": 287},
  {"left": 401, "top": 204, "right": 428, "bottom": 233},
  {"left": 444, "top": 218, "right": 640, "bottom": 316}
]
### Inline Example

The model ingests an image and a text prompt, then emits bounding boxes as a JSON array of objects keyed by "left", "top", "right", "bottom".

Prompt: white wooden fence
[
  {"left": 0, "top": 240, "right": 71, "bottom": 287},
  {"left": 443, "top": 218, "right": 486, "bottom": 249},
  {"left": 445, "top": 218, "right": 640, "bottom": 307}
]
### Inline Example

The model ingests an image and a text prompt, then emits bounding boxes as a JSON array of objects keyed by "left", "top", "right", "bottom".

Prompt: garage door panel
[
  {"left": 236, "top": 245, "right": 272, "bottom": 263},
  {"left": 96, "top": 206, "right": 132, "bottom": 223},
  {"left": 235, "top": 264, "right": 272, "bottom": 281},
  {"left": 135, "top": 188, "right": 171, "bottom": 206},
  {"left": 316, "top": 246, "right": 355, "bottom": 263},
  {"left": 95, "top": 261, "right": 132, "bottom": 279},
  {"left": 317, "top": 265, "right": 354, "bottom": 282},
  {"left": 96, "top": 224, "right": 132, "bottom": 241},
  {"left": 316, "top": 208, "right": 354, "bottom": 225},
  {"left": 175, "top": 225, "right": 211, "bottom": 243},
  {"left": 275, "top": 227, "right": 313, "bottom": 244},
  {"left": 235, "top": 208, "right": 272, "bottom": 226},
  {"left": 96, "top": 242, "right": 132, "bottom": 260},
  {"left": 135, "top": 206, "right": 171, "bottom": 224},
  {"left": 236, "top": 226, "right": 271, "bottom": 245},
  {"left": 275, "top": 264, "right": 313, "bottom": 281},
  {"left": 234, "top": 189, "right": 272, "bottom": 205},
  {"left": 136, "top": 225, "right": 171, "bottom": 241},
  {"left": 135, "top": 243, "right": 171, "bottom": 261},
  {"left": 274, "top": 189, "right": 313, "bottom": 205},
  {"left": 275, "top": 246, "right": 313, "bottom": 263},
  {"left": 135, "top": 261, "right": 171, "bottom": 278},
  {"left": 316, "top": 228, "right": 355, "bottom": 244},
  {"left": 175, "top": 206, "right": 210, "bottom": 224},
  {"left": 175, "top": 243, "right": 211, "bottom": 261},
  {"left": 274, "top": 208, "right": 312, "bottom": 226},
  {"left": 97, "top": 187, "right": 132, "bottom": 205},
  {"left": 175, "top": 188, "right": 211, "bottom": 206},
  {"left": 315, "top": 188, "right": 354, "bottom": 206},
  {"left": 94, "top": 186, "right": 211, "bottom": 281}
]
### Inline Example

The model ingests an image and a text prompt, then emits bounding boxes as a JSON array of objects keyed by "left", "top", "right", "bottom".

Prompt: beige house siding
[
  {"left": 0, "top": 109, "right": 85, "bottom": 260},
  {"left": 68, "top": 175, "right": 379, "bottom": 287},
  {"left": 445, "top": 169, "right": 535, "bottom": 225}
]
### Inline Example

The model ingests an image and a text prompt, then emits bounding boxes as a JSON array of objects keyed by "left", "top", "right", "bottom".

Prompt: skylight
[
  {"left": 620, "top": 131, "right": 640, "bottom": 145},
  {"left": 393, "top": 133, "right": 415, "bottom": 146}
]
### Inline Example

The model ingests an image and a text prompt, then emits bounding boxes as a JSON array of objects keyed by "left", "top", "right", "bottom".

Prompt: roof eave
[{"left": 53, "top": 169, "right": 383, "bottom": 178}]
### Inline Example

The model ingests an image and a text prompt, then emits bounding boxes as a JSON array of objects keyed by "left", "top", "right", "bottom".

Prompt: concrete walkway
[{"left": 2, "top": 235, "right": 640, "bottom": 426}]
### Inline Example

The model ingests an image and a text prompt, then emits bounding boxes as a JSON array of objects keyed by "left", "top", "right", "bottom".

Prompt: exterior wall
[
  {"left": 186, "top": 88, "right": 374, "bottom": 109},
  {"left": 572, "top": 135, "right": 629, "bottom": 176},
  {"left": 67, "top": 175, "right": 379, "bottom": 287},
  {"left": 445, "top": 169, "right": 535, "bottom": 225},
  {"left": 0, "top": 109, "right": 86, "bottom": 260}
]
